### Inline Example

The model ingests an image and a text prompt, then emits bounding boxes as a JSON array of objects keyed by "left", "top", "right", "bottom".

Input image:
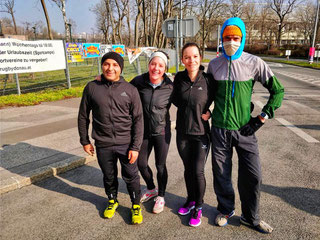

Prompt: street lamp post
[{"left": 309, "top": 0, "right": 320, "bottom": 64}]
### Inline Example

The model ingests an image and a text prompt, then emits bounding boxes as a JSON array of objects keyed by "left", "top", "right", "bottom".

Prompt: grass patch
[
  {"left": 262, "top": 58, "right": 320, "bottom": 69},
  {"left": 202, "top": 59, "right": 211, "bottom": 63},
  {"left": 0, "top": 86, "right": 84, "bottom": 108}
]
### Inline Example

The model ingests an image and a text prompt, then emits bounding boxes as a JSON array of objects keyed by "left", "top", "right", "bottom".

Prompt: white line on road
[
  {"left": 255, "top": 101, "right": 264, "bottom": 109},
  {"left": 273, "top": 69, "right": 320, "bottom": 87},
  {"left": 276, "top": 118, "right": 319, "bottom": 143}
]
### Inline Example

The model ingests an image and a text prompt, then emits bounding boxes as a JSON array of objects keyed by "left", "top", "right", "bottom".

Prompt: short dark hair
[{"left": 181, "top": 42, "right": 201, "bottom": 58}]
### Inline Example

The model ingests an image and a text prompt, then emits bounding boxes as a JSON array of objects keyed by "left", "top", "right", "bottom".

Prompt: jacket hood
[{"left": 221, "top": 17, "right": 246, "bottom": 61}]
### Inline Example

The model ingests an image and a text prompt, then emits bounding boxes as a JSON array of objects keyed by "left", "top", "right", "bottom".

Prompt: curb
[{"left": 0, "top": 155, "right": 96, "bottom": 195}]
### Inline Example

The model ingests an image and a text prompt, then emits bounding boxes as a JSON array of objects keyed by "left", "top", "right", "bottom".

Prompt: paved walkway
[
  {"left": 0, "top": 98, "right": 95, "bottom": 194},
  {"left": 0, "top": 97, "right": 177, "bottom": 194}
]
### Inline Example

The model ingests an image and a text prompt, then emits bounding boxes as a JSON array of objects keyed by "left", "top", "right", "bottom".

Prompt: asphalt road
[{"left": 1, "top": 63, "right": 320, "bottom": 240}]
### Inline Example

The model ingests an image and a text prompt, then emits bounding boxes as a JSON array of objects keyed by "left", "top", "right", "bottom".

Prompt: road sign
[
  {"left": 181, "top": 16, "right": 200, "bottom": 37},
  {"left": 162, "top": 16, "right": 200, "bottom": 38}
]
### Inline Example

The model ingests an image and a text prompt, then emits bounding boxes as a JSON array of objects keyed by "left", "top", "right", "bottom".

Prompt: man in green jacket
[{"left": 207, "top": 17, "right": 284, "bottom": 234}]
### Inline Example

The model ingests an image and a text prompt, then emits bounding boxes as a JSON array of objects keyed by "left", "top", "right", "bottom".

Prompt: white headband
[{"left": 149, "top": 51, "right": 168, "bottom": 66}]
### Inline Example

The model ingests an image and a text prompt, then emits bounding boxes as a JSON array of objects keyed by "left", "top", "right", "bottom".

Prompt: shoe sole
[
  {"left": 189, "top": 218, "right": 202, "bottom": 227},
  {"left": 240, "top": 218, "right": 273, "bottom": 234},
  {"left": 132, "top": 220, "right": 143, "bottom": 225},
  {"left": 178, "top": 206, "right": 195, "bottom": 216},
  {"left": 153, "top": 207, "right": 164, "bottom": 214}
]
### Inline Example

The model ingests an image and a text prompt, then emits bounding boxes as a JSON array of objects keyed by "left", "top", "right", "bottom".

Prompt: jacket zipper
[
  {"left": 109, "top": 83, "right": 116, "bottom": 145},
  {"left": 225, "top": 59, "right": 233, "bottom": 127},
  {"left": 149, "top": 86, "right": 155, "bottom": 137},
  {"left": 186, "top": 77, "right": 194, "bottom": 134}
]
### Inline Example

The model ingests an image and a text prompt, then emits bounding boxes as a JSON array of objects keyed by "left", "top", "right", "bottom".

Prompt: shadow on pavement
[
  {"left": 0, "top": 142, "right": 80, "bottom": 178},
  {"left": 294, "top": 125, "right": 320, "bottom": 131},
  {"left": 261, "top": 184, "right": 320, "bottom": 217},
  {"left": 33, "top": 164, "right": 136, "bottom": 225}
]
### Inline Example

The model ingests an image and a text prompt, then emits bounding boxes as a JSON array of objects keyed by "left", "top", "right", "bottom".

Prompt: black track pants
[
  {"left": 211, "top": 126, "right": 262, "bottom": 226},
  {"left": 137, "top": 133, "right": 171, "bottom": 197},
  {"left": 96, "top": 144, "right": 141, "bottom": 205},
  {"left": 176, "top": 133, "right": 210, "bottom": 208}
]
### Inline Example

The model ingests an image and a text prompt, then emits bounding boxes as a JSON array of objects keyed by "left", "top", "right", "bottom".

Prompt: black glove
[{"left": 240, "top": 116, "right": 264, "bottom": 136}]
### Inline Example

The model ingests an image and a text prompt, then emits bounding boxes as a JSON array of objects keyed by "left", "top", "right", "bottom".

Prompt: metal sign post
[
  {"left": 63, "top": 40, "right": 71, "bottom": 89},
  {"left": 175, "top": 16, "right": 179, "bottom": 73},
  {"left": 15, "top": 73, "right": 21, "bottom": 95}
]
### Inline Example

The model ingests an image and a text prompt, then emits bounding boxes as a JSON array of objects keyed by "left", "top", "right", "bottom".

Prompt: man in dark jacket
[{"left": 78, "top": 52, "right": 144, "bottom": 225}]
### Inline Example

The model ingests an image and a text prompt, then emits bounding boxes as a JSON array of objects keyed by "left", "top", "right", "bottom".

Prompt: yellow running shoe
[
  {"left": 131, "top": 204, "right": 143, "bottom": 225},
  {"left": 104, "top": 199, "right": 119, "bottom": 219}
]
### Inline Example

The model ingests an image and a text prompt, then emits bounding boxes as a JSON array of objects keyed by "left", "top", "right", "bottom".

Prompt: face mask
[{"left": 223, "top": 41, "right": 241, "bottom": 56}]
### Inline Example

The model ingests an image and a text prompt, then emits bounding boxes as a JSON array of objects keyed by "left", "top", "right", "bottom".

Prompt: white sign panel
[
  {"left": 127, "top": 47, "right": 157, "bottom": 64},
  {"left": 100, "top": 44, "right": 113, "bottom": 55},
  {"left": 0, "top": 39, "right": 66, "bottom": 74},
  {"left": 285, "top": 50, "right": 291, "bottom": 56}
]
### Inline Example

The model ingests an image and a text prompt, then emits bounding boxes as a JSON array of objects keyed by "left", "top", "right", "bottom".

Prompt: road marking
[
  {"left": 276, "top": 118, "right": 319, "bottom": 143},
  {"left": 273, "top": 69, "right": 320, "bottom": 87},
  {"left": 255, "top": 101, "right": 264, "bottom": 109},
  {"left": 267, "top": 62, "right": 283, "bottom": 67}
]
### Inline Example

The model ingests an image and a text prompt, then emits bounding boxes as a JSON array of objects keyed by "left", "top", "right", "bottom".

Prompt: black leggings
[
  {"left": 176, "top": 133, "right": 210, "bottom": 208},
  {"left": 96, "top": 144, "right": 141, "bottom": 205},
  {"left": 137, "top": 133, "right": 171, "bottom": 197}
]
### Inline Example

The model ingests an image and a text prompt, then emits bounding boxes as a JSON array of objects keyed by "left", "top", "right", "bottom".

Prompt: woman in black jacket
[
  {"left": 130, "top": 51, "right": 173, "bottom": 214},
  {"left": 172, "top": 43, "right": 214, "bottom": 227}
]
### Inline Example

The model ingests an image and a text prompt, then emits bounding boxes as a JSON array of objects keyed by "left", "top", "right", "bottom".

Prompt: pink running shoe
[
  {"left": 153, "top": 196, "right": 165, "bottom": 214},
  {"left": 140, "top": 188, "right": 158, "bottom": 203},
  {"left": 189, "top": 208, "right": 202, "bottom": 227},
  {"left": 178, "top": 201, "right": 195, "bottom": 215}
]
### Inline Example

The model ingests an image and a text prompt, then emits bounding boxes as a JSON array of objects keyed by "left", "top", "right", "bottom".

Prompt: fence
[{"left": 0, "top": 49, "right": 176, "bottom": 96}]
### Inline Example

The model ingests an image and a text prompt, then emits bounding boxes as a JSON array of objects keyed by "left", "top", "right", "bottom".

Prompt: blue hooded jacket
[{"left": 221, "top": 17, "right": 246, "bottom": 61}]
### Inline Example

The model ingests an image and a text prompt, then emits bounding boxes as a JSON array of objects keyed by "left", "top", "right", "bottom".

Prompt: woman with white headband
[
  {"left": 130, "top": 51, "right": 173, "bottom": 214},
  {"left": 172, "top": 42, "right": 214, "bottom": 227}
]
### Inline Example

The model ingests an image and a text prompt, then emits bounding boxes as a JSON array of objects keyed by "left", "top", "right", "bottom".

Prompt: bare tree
[
  {"left": 0, "top": 17, "right": 14, "bottom": 34},
  {"left": 40, "top": 0, "right": 53, "bottom": 39},
  {"left": 114, "top": 0, "right": 129, "bottom": 44},
  {"left": 142, "top": 1, "right": 149, "bottom": 46},
  {"left": 159, "top": 0, "right": 174, "bottom": 48},
  {"left": 197, "top": 0, "right": 224, "bottom": 56},
  {"left": 126, "top": 1, "right": 132, "bottom": 46},
  {"left": 295, "top": 0, "right": 317, "bottom": 45},
  {"left": 268, "top": 0, "right": 301, "bottom": 47},
  {"left": 91, "top": 0, "right": 111, "bottom": 43},
  {"left": 228, "top": 0, "right": 245, "bottom": 17},
  {"left": 134, "top": 0, "right": 143, "bottom": 46},
  {"left": 152, "top": 0, "right": 161, "bottom": 46},
  {"left": 105, "top": 0, "right": 117, "bottom": 43},
  {"left": 51, "top": 0, "right": 70, "bottom": 41},
  {"left": 242, "top": 1, "right": 258, "bottom": 48},
  {"left": 0, "top": 0, "right": 17, "bottom": 34}
]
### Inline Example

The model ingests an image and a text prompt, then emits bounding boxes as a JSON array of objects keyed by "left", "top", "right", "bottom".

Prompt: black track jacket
[
  {"left": 130, "top": 73, "right": 173, "bottom": 138},
  {"left": 172, "top": 66, "right": 214, "bottom": 135},
  {"left": 78, "top": 75, "right": 143, "bottom": 151}
]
